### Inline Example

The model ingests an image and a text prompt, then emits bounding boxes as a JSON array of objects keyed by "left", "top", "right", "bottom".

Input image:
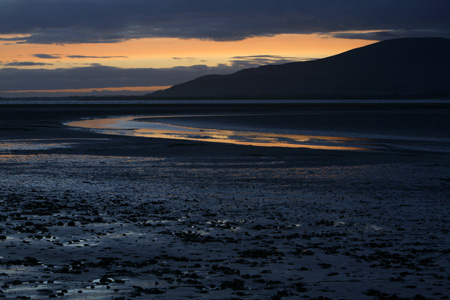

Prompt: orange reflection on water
[
  {"left": 133, "top": 128, "right": 367, "bottom": 150},
  {"left": 68, "top": 118, "right": 127, "bottom": 129},
  {"left": 67, "top": 116, "right": 369, "bottom": 151}
]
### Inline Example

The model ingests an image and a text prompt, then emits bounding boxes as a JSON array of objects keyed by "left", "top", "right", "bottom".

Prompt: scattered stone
[{"left": 220, "top": 279, "right": 245, "bottom": 291}]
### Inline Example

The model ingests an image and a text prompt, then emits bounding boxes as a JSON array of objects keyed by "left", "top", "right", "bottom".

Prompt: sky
[{"left": 0, "top": 0, "right": 449, "bottom": 97}]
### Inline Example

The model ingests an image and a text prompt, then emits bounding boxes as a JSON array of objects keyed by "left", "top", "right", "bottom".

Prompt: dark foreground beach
[{"left": 0, "top": 103, "right": 450, "bottom": 299}]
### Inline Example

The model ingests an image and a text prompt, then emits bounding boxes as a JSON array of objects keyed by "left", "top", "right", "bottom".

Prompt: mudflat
[{"left": 0, "top": 103, "right": 449, "bottom": 299}]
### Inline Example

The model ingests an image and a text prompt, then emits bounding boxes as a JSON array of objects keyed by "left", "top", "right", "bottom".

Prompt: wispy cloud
[
  {"left": 33, "top": 54, "right": 61, "bottom": 59},
  {"left": 3, "top": 61, "right": 52, "bottom": 66},
  {"left": 331, "top": 29, "right": 449, "bottom": 41},
  {"left": 67, "top": 55, "right": 128, "bottom": 59},
  {"left": 230, "top": 55, "right": 310, "bottom": 67},
  {"left": 33, "top": 54, "right": 127, "bottom": 59},
  {"left": 173, "top": 57, "right": 197, "bottom": 61}
]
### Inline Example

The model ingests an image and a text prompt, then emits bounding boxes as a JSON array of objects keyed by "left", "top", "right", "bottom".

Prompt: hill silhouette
[{"left": 151, "top": 38, "right": 450, "bottom": 99}]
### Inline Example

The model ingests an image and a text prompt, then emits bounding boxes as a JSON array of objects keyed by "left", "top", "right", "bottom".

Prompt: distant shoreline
[
  {"left": 1, "top": 93, "right": 449, "bottom": 101},
  {"left": 1, "top": 99, "right": 450, "bottom": 109}
]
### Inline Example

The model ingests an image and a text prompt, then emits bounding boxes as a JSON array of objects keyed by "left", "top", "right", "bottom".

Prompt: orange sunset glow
[
  {"left": 2, "top": 34, "right": 374, "bottom": 69},
  {"left": 0, "top": 33, "right": 375, "bottom": 95}
]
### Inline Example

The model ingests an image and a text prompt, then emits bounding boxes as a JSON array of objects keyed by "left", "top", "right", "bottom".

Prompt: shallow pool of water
[{"left": 67, "top": 115, "right": 371, "bottom": 151}]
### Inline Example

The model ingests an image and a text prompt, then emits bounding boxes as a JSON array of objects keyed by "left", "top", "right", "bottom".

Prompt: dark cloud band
[
  {"left": 0, "top": 64, "right": 239, "bottom": 92},
  {"left": 0, "top": 0, "right": 448, "bottom": 44},
  {"left": 0, "top": 55, "right": 303, "bottom": 92}
]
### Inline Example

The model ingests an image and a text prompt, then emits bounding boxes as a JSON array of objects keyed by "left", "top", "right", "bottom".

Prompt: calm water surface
[
  {"left": 66, "top": 110, "right": 450, "bottom": 153},
  {"left": 68, "top": 115, "right": 373, "bottom": 151}
]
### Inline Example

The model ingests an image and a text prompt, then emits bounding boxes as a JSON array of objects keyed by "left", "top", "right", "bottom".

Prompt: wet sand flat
[{"left": 0, "top": 103, "right": 450, "bottom": 299}]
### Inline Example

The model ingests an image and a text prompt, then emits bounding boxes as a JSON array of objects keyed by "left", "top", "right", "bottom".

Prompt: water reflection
[{"left": 67, "top": 116, "right": 369, "bottom": 151}]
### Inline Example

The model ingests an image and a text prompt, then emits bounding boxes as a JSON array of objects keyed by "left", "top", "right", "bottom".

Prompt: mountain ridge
[{"left": 150, "top": 38, "right": 450, "bottom": 99}]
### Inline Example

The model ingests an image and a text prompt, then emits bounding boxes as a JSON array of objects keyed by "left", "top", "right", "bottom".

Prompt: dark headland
[{"left": 151, "top": 37, "right": 450, "bottom": 99}]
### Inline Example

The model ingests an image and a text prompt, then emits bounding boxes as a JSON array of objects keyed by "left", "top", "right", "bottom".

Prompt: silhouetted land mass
[{"left": 150, "top": 38, "right": 450, "bottom": 100}]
